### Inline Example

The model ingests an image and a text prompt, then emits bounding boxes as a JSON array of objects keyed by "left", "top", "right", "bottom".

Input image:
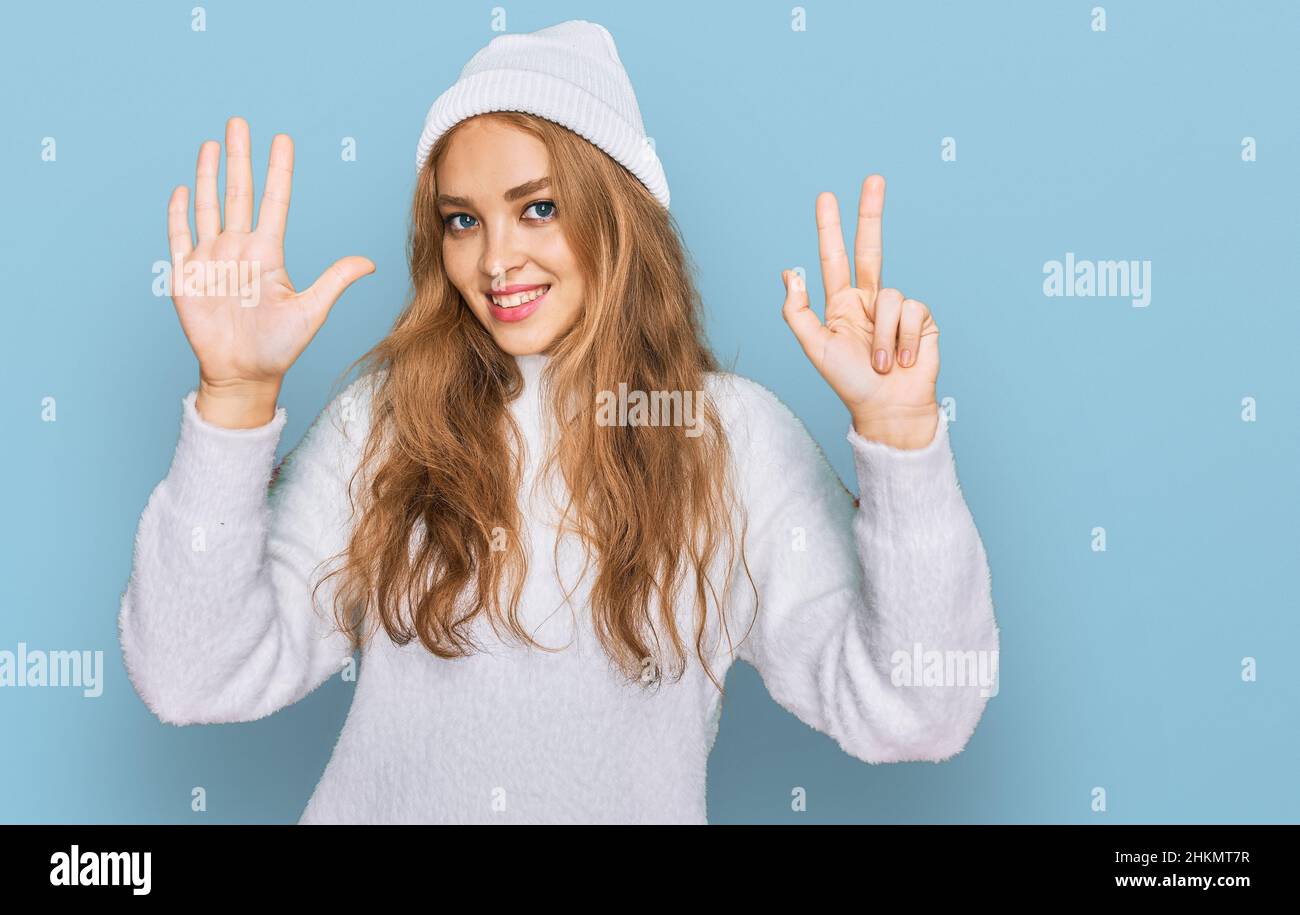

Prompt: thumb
[
  {"left": 916, "top": 323, "right": 941, "bottom": 376},
  {"left": 301, "top": 255, "right": 375, "bottom": 318},
  {"left": 781, "top": 268, "right": 828, "bottom": 368}
]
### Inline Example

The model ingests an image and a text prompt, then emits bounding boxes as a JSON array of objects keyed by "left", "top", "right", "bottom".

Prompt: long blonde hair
[{"left": 313, "top": 111, "right": 752, "bottom": 693}]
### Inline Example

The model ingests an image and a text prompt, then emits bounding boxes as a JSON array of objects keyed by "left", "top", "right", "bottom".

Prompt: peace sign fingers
[{"left": 854, "top": 174, "right": 884, "bottom": 305}]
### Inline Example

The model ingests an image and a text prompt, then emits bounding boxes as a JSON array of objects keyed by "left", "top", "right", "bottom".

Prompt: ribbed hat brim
[{"left": 415, "top": 68, "right": 669, "bottom": 210}]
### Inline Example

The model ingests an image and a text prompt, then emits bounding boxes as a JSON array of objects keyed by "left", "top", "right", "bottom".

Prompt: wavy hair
[{"left": 312, "top": 111, "right": 753, "bottom": 693}]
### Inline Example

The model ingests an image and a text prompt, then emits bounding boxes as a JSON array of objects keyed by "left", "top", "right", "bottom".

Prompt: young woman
[{"left": 119, "top": 20, "right": 999, "bottom": 824}]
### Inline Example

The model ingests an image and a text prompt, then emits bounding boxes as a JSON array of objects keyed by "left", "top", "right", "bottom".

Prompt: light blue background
[{"left": 2, "top": 0, "right": 1296, "bottom": 824}]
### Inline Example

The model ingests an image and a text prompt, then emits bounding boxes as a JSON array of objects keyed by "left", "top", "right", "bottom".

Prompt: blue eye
[
  {"left": 526, "top": 200, "right": 556, "bottom": 220},
  {"left": 442, "top": 200, "right": 556, "bottom": 236}
]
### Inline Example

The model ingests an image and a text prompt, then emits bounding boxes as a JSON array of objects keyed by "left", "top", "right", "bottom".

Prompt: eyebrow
[{"left": 436, "top": 177, "right": 551, "bottom": 209}]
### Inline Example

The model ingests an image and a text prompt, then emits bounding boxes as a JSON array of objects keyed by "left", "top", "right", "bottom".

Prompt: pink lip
[{"left": 488, "top": 284, "right": 550, "bottom": 323}]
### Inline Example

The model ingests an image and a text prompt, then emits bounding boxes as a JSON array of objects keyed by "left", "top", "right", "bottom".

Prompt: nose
[{"left": 478, "top": 219, "right": 527, "bottom": 290}]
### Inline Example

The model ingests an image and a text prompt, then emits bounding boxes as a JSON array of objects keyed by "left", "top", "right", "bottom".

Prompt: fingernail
[
  {"left": 900, "top": 349, "right": 911, "bottom": 366},
  {"left": 874, "top": 349, "right": 888, "bottom": 371}
]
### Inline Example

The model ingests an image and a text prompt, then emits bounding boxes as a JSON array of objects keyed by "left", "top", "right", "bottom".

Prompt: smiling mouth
[
  {"left": 487, "top": 284, "right": 550, "bottom": 309},
  {"left": 486, "top": 284, "right": 550, "bottom": 323}
]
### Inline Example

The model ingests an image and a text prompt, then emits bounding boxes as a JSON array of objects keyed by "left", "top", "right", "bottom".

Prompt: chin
[
  {"left": 471, "top": 305, "right": 578, "bottom": 358},
  {"left": 492, "top": 334, "right": 551, "bottom": 357},
  {"left": 484, "top": 322, "right": 562, "bottom": 357}
]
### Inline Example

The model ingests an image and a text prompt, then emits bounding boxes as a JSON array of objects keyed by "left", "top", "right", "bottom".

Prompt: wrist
[
  {"left": 851, "top": 402, "right": 939, "bottom": 450},
  {"left": 196, "top": 377, "right": 282, "bottom": 429}
]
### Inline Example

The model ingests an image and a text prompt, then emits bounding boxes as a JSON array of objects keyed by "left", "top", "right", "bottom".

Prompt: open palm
[
  {"left": 781, "top": 175, "right": 940, "bottom": 440},
  {"left": 167, "top": 117, "right": 373, "bottom": 391}
]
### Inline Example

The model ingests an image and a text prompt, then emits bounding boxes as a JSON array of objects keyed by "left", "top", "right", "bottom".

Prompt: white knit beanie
[{"left": 415, "top": 19, "right": 670, "bottom": 210}]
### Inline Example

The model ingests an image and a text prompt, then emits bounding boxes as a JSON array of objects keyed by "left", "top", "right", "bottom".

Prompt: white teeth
[{"left": 489, "top": 285, "right": 549, "bottom": 308}]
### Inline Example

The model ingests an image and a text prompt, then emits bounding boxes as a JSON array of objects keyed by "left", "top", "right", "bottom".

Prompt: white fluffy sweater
[{"left": 118, "top": 353, "right": 999, "bottom": 824}]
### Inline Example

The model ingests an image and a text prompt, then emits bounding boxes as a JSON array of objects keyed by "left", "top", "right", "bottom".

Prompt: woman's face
[{"left": 436, "top": 117, "right": 585, "bottom": 356}]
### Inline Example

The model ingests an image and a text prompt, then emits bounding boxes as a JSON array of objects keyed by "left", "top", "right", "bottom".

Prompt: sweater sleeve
[
  {"left": 117, "top": 379, "right": 371, "bottom": 726},
  {"left": 724, "top": 378, "right": 999, "bottom": 763}
]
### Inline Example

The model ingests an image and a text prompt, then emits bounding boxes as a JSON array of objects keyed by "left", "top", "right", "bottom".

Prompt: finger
[
  {"left": 194, "top": 140, "right": 221, "bottom": 242},
  {"left": 870, "top": 288, "right": 904, "bottom": 374},
  {"left": 918, "top": 315, "right": 941, "bottom": 372},
  {"left": 897, "top": 298, "right": 927, "bottom": 368},
  {"left": 167, "top": 185, "right": 193, "bottom": 262},
  {"left": 300, "top": 256, "right": 376, "bottom": 323},
  {"left": 257, "top": 133, "right": 294, "bottom": 242},
  {"left": 224, "top": 116, "right": 254, "bottom": 232},
  {"left": 781, "top": 268, "right": 830, "bottom": 366},
  {"left": 854, "top": 175, "right": 884, "bottom": 303},
  {"left": 816, "top": 192, "right": 852, "bottom": 302}
]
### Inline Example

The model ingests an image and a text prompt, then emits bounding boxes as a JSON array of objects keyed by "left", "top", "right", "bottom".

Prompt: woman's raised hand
[
  {"left": 168, "top": 117, "right": 374, "bottom": 427},
  {"left": 781, "top": 175, "right": 940, "bottom": 449}
]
